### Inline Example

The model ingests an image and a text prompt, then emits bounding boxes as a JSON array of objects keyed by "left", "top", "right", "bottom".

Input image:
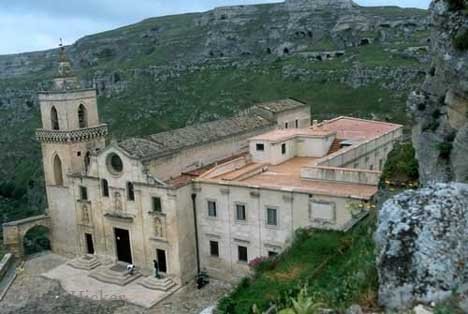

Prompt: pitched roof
[
  {"left": 118, "top": 114, "right": 272, "bottom": 161},
  {"left": 254, "top": 98, "right": 306, "bottom": 113}
]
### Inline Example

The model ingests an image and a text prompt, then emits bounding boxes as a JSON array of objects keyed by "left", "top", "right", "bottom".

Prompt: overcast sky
[{"left": 0, "top": 0, "right": 431, "bottom": 55}]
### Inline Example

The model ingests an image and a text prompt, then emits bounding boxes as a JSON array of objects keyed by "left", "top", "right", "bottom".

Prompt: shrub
[
  {"left": 381, "top": 142, "right": 419, "bottom": 184},
  {"left": 446, "top": 0, "right": 466, "bottom": 11},
  {"left": 454, "top": 29, "right": 468, "bottom": 51},
  {"left": 432, "top": 109, "right": 442, "bottom": 119},
  {"left": 438, "top": 142, "right": 453, "bottom": 159},
  {"left": 417, "top": 102, "right": 426, "bottom": 111}
]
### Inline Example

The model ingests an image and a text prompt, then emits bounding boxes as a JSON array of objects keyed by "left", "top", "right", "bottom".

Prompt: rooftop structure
[{"left": 197, "top": 117, "right": 402, "bottom": 199}]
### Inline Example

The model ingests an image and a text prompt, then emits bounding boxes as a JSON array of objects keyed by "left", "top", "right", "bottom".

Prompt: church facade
[{"left": 12, "top": 49, "right": 402, "bottom": 286}]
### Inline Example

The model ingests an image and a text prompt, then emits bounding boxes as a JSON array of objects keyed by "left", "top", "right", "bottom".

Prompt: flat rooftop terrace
[{"left": 209, "top": 157, "right": 377, "bottom": 199}]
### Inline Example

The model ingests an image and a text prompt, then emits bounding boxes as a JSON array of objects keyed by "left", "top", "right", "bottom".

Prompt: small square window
[
  {"left": 80, "top": 186, "right": 88, "bottom": 200},
  {"left": 210, "top": 241, "right": 219, "bottom": 257},
  {"left": 256, "top": 143, "right": 265, "bottom": 151},
  {"left": 236, "top": 204, "right": 246, "bottom": 221},
  {"left": 208, "top": 200, "right": 217, "bottom": 217},
  {"left": 77, "top": 151, "right": 82, "bottom": 157},
  {"left": 267, "top": 208, "right": 278, "bottom": 226},
  {"left": 281, "top": 143, "right": 286, "bottom": 155},
  {"left": 152, "top": 197, "right": 162, "bottom": 212},
  {"left": 238, "top": 246, "right": 248, "bottom": 262},
  {"left": 268, "top": 251, "right": 278, "bottom": 257}
]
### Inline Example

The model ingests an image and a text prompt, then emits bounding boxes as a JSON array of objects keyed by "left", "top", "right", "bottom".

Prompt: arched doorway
[
  {"left": 23, "top": 225, "right": 50, "bottom": 256},
  {"left": 78, "top": 104, "right": 88, "bottom": 128},
  {"left": 53, "top": 154, "right": 64, "bottom": 186}
]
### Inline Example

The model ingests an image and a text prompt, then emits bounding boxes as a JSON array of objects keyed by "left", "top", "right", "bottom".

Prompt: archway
[
  {"left": 78, "top": 104, "right": 88, "bottom": 128},
  {"left": 23, "top": 225, "right": 50, "bottom": 256},
  {"left": 53, "top": 154, "right": 64, "bottom": 186},
  {"left": 2, "top": 215, "right": 51, "bottom": 259},
  {"left": 51, "top": 106, "right": 59, "bottom": 130}
]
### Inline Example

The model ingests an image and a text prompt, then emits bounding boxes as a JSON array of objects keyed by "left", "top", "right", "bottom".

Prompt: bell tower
[
  {"left": 36, "top": 44, "right": 108, "bottom": 187},
  {"left": 35, "top": 43, "right": 108, "bottom": 257}
]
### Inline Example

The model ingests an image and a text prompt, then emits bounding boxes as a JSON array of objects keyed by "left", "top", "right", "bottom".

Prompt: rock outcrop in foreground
[{"left": 376, "top": 183, "right": 468, "bottom": 310}]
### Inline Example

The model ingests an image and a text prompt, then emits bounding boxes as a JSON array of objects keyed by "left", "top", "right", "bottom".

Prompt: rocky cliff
[{"left": 410, "top": 0, "right": 468, "bottom": 184}]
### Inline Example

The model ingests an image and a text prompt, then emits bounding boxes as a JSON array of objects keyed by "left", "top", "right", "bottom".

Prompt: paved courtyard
[{"left": 0, "top": 252, "right": 232, "bottom": 314}]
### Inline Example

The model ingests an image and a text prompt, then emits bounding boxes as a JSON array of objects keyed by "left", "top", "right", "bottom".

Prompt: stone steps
[
  {"left": 89, "top": 264, "right": 142, "bottom": 286},
  {"left": 68, "top": 255, "right": 101, "bottom": 271},
  {"left": 137, "top": 276, "right": 177, "bottom": 292}
]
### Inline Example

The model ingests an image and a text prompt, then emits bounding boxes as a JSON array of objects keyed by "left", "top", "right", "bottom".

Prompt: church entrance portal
[
  {"left": 85, "top": 233, "right": 95, "bottom": 254},
  {"left": 114, "top": 228, "right": 132, "bottom": 264}
]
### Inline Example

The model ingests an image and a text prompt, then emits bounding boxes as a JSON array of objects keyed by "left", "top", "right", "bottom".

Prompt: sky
[{"left": 0, "top": 0, "right": 431, "bottom": 55}]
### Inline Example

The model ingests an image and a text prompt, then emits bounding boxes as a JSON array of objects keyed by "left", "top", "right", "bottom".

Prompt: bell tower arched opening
[
  {"left": 51, "top": 106, "right": 59, "bottom": 130},
  {"left": 78, "top": 104, "right": 88, "bottom": 128}
]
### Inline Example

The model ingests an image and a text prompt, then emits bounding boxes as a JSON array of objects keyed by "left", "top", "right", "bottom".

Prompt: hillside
[{"left": 0, "top": 0, "right": 429, "bottom": 224}]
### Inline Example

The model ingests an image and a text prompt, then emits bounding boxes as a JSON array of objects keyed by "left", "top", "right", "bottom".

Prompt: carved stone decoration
[
  {"left": 154, "top": 217, "right": 165, "bottom": 238},
  {"left": 36, "top": 125, "right": 108, "bottom": 143},
  {"left": 82, "top": 204, "right": 90, "bottom": 224},
  {"left": 114, "top": 192, "right": 123, "bottom": 212}
]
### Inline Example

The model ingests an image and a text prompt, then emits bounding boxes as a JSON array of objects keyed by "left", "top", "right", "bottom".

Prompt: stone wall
[
  {"left": 301, "top": 166, "right": 381, "bottom": 185},
  {"left": 0, "top": 254, "right": 13, "bottom": 280},
  {"left": 194, "top": 181, "right": 362, "bottom": 281}
]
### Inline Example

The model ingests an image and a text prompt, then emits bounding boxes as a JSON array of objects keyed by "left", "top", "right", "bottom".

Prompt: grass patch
[{"left": 217, "top": 214, "right": 379, "bottom": 313}]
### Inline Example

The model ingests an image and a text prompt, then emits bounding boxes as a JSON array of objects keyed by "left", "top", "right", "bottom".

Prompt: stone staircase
[
  {"left": 89, "top": 263, "right": 142, "bottom": 286},
  {"left": 67, "top": 255, "right": 101, "bottom": 271},
  {"left": 328, "top": 138, "right": 342, "bottom": 154},
  {"left": 138, "top": 276, "right": 177, "bottom": 292}
]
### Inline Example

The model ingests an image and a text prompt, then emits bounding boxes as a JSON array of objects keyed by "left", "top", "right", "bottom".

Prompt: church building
[{"left": 4, "top": 48, "right": 402, "bottom": 290}]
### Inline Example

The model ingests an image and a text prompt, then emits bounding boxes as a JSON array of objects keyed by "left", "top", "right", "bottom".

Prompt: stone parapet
[{"left": 36, "top": 124, "right": 108, "bottom": 143}]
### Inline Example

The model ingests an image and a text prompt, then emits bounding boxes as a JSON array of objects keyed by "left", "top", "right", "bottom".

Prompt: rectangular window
[
  {"left": 127, "top": 182, "right": 135, "bottom": 201},
  {"left": 379, "top": 159, "right": 383, "bottom": 170},
  {"left": 285, "top": 122, "right": 289, "bottom": 129},
  {"left": 101, "top": 179, "right": 109, "bottom": 197},
  {"left": 210, "top": 241, "right": 219, "bottom": 257},
  {"left": 266, "top": 208, "right": 278, "bottom": 226},
  {"left": 281, "top": 143, "right": 286, "bottom": 155},
  {"left": 152, "top": 197, "right": 162, "bottom": 212},
  {"left": 80, "top": 186, "right": 88, "bottom": 200},
  {"left": 370, "top": 165, "right": 374, "bottom": 171},
  {"left": 238, "top": 246, "right": 248, "bottom": 262},
  {"left": 208, "top": 200, "right": 217, "bottom": 217},
  {"left": 268, "top": 251, "right": 278, "bottom": 257},
  {"left": 256, "top": 143, "right": 265, "bottom": 151},
  {"left": 295, "top": 119, "right": 299, "bottom": 128},
  {"left": 236, "top": 204, "right": 246, "bottom": 221}
]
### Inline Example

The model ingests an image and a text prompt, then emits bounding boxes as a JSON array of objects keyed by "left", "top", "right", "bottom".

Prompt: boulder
[{"left": 375, "top": 183, "right": 468, "bottom": 310}]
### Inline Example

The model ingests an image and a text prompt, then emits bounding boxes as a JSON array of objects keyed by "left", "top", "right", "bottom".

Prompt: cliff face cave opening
[
  {"left": 360, "top": 38, "right": 370, "bottom": 46},
  {"left": 23, "top": 225, "right": 50, "bottom": 256}
]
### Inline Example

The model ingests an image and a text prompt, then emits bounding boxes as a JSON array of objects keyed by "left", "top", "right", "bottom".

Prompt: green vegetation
[
  {"left": 454, "top": 29, "right": 468, "bottom": 51},
  {"left": 276, "top": 287, "right": 324, "bottom": 314},
  {"left": 446, "top": 0, "right": 466, "bottom": 11},
  {"left": 217, "top": 214, "right": 379, "bottom": 313},
  {"left": 434, "top": 296, "right": 465, "bottom": 314},
  {"left": 381, "top": 142, "right": 419, "bottom": 186},
  {"left": 23, "top": 225, "right": 50, "bottom": 256}
]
